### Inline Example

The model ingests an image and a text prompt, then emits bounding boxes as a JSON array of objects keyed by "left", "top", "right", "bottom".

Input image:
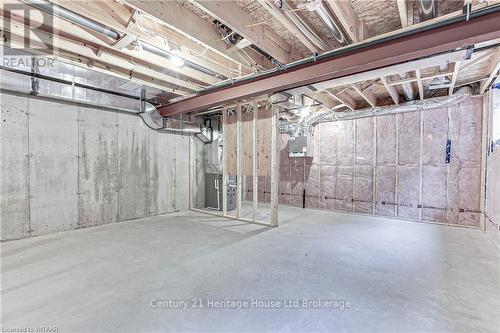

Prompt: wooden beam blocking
[
  {"left": 325, "top": 90, "right": 356, "bottom": 111},
  {"left": 380, "top": 76, "right": 400, "bottom": 104},
  {"left": 191, "top": 0, "right": 300, "bottom": 64},
  {"left": 351, "top": 83, "right": 377, "bottom": 107},
  {"left": 480, "top": 48, "right": 500, "bottom": 94}
]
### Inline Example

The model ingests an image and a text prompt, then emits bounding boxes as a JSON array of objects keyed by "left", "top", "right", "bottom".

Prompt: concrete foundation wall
[
  {"left": 1, "top": 92, "right": 190, "bottom": 241},
  {"left": 278, "top": 97, "right": 484, "bottom": 227}
]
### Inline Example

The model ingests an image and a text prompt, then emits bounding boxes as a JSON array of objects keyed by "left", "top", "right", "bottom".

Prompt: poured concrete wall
[
  {"left": 278, "top": 97, "right": 483, "bottom": 227},
  {"left": 1, "top": 92, "right": 190, "bottom": 241}
]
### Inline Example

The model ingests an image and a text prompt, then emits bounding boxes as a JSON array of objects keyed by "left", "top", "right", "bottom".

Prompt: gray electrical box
[
  {"left": 288, "top": 136, "right": 314, "bottom": 158},
  {"left": 205, "top": 173, "right": 236, "bottom": 211}
]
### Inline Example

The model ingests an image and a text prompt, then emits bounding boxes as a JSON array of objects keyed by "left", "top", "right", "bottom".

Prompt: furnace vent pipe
[
  {"left": 417, "top": 0, "right": 438, "bottom": 22},
  {"left": 272, "top": 0, "right": 329, "bottom": 51},
  {"left": 400, "top": 73, "right": 417, "bottom": 100},
  {"left": 306, "top": 0, "right": 348, "bottom": 46}
]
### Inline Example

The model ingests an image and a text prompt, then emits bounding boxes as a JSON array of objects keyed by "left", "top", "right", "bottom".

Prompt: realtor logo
[{"left": 1, "top": 2, "right": 54, "bottom": 56}]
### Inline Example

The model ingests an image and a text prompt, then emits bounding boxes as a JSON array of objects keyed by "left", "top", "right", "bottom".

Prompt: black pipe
[{"left": 0, "top": 65, "right": 158, "bottom": 103}]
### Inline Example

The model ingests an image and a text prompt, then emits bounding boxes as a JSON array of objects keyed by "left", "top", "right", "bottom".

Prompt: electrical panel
[{"left": 288, "top": 136, "right": 314, "bottom": 158}]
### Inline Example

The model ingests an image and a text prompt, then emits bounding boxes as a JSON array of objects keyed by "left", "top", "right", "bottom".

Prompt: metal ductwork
[
  {"left": 270, "top": 0, "right": 328, "bottom": 51},
  {"left": 399, "top": 73, "right": 417, "bottom": 100},
  {"left": 139, "top": 104, "right": 212, "bottom": 142},
  {"left": 306, "top": 0, "right": 349, "bottom": 46},
  {"left": 24, "top": 0, "right": 226, "bottom": 80},
  {"left": 417, "top": 0, "right": 438, "bottom": 22}
]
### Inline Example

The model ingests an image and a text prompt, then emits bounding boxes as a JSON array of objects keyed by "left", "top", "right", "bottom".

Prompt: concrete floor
[{"left": 1, "top": 206, "right": 499, "bottom": 333}]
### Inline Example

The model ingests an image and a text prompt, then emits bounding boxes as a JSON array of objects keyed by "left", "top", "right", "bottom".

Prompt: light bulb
[{"left": 170, "top": 50, "right": 185, "bottom": 67}]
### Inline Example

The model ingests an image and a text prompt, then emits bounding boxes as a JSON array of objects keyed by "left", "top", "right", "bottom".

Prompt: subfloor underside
[{"left": 1, "top": 206, "right": 499, "bottom": 332}]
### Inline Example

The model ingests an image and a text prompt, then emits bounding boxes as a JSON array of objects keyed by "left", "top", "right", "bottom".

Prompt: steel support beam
[{"left": 159, "top": 7, "right": 500, "bottom": 115}]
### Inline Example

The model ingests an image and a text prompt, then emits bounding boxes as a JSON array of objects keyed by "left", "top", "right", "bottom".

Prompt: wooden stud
[
  {"left": 270, "top": 103, "right": 279, "bottom": 227},
  {"left": 222, "top": 106, "right": 228, "bottom": 215},
  {"left": 236, "top": 104, "right": 242, "bottom": 218},
  {"left": 397, "top": 0, "right": 408, "bottom": 28},
  {"left": 479, "top": 90, "right": 491, "bottom": 230},
  {"left": 419, "top": 110, "right": 424, "bottom": 221},
  {"left": 189, "top": 126, "right": 194, "bottom": 210},
  {"left": 449, "top": 61, "right": 461, "bottom": 95},
  {"left": 252, "top": 100, "right": 258, "bottom": 222},
  {"left": 415, "top": 69, "right": 424, "bottom": 100}
]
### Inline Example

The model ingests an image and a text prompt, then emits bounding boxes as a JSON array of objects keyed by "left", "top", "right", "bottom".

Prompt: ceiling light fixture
[{"left": 170, "top": 50, "right": 185, "bottom": 67}]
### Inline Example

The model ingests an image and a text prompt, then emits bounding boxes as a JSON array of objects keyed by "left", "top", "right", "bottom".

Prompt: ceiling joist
[{"left": 190, "top": 0, "right": 301, "bottom": 64}]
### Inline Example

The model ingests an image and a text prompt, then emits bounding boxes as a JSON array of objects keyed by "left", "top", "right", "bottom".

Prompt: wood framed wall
[{"left": 189, "top": 98, "right": 279, "bottom": 227}]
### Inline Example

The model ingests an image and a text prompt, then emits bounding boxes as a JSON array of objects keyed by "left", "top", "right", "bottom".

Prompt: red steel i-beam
[{"left": 159, "top": 7, "right": 500, "bottom": 116}]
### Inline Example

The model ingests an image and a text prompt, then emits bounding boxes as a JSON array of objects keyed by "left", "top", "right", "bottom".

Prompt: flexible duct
[
  {"left": 281, "top": 87, "right": 473, "bottom": 136},
  {"left": 24, "top": 0, "right": 226, "bottom": 80},
  {"left": 306, "top": 0, "right": 348, "bottom": 46}
]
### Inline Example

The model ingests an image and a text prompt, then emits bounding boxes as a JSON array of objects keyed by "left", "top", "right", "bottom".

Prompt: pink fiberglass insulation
[
  {"left": 376, "top": 115, "right": 397, "bottom": 165},
  {"left": 290, "top": 159, "right": 304, "bottom": 207},
  {"left": 271, "top": 96, "right": 482, "bottom": 227},
  {"left": 375, "top": 166, "right": 397, "bottom": 216},
  {"left": 337, "top": 121, "right": 355, "bottom": 165},
  {"left": 245, "top": 175, "right": 252, "bottom": 201},
  {"left": 320, "top": 164, "right": 337, "bottom": 210},
  {"left": 422, "top": 165, "right": 448, "bottom": 223},
  {"left": 319, "top": 122, "right": 337, "bottom": 164},
  {"left": 336, "top": 166, "right": 354, "bottom": 212},
  {"left": 398, "top": 112, "right": 421, "bottom": 165},
  {"left": 421, "top": 108, "right": 448, "bottom": 223},
  {"left": 355, "top": 118, "right": 374, "bottom": 166},
  {"left": 305, "top": 163, "right": 320, "bottom": 208},
  {"left": 354, "top": 165, "right": 374, "bottom": 214},
  {"left": 397, "top": 165, "right": 420, "bottom": 220},
  {"left": 279, "top": 170, "right": 291, "bottom": 205}
]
